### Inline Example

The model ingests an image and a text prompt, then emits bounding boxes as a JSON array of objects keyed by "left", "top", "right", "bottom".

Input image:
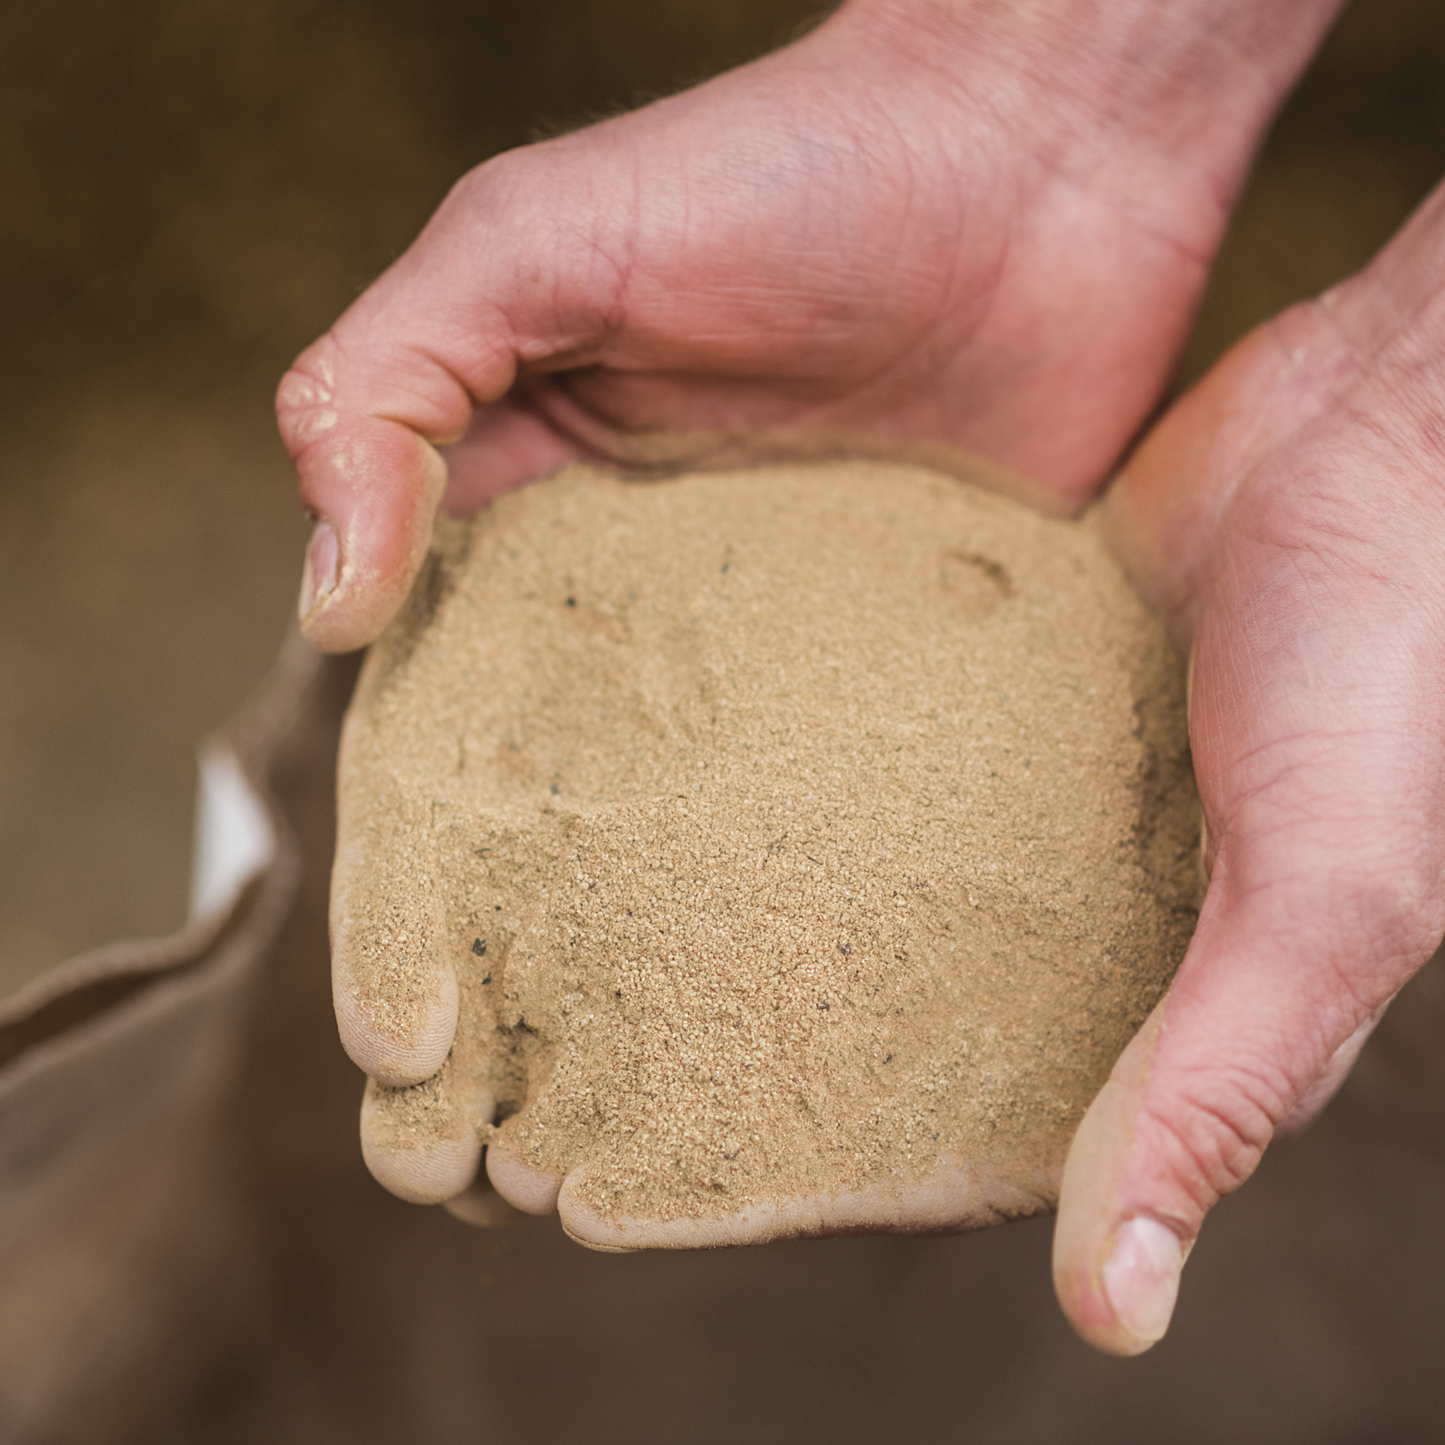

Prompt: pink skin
[
  {"left": 1060, "top": 177, "right": 1445, "bottom": 1355},
  {"left": 274, "top": 0, "right": 1393, "bottom": 1353},
  {"left": 278, "top": 0, "right": 1342, "bottom": 652}
]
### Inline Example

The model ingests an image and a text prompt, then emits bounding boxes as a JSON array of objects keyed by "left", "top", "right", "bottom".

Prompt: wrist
[{"left": 831, "top": 0, "right": 1346, "bottom": 213}]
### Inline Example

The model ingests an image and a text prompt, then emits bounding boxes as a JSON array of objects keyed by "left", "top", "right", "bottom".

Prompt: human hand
[
  {"left": 277, "top": 0, "right": 1342, "bottom": 654},
  {"left": 1055, "top": 176, "right": 1445, "bottom": 1355}
]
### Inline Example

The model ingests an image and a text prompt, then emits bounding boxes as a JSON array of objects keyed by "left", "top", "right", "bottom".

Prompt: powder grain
[{"left": 339, "top": 460, "right": 1199, "bottom": 1224}]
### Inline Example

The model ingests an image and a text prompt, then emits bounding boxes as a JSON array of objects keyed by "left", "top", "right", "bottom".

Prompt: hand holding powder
[{"left": 331, "top": 460, "right": 1199, "bottom": 1247}]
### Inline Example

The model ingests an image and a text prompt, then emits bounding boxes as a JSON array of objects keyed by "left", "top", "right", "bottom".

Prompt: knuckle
[
  {"left": 1136, "top": 1063, "right": 1283, "bottom": 1217},
  {"left": 275, "top": 338, "right": 343, "bottom": 458}
]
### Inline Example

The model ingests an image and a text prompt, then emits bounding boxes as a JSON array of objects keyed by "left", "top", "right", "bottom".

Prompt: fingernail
[
  {"left": 298, "top": 519, "right": 339, "bottom": 622},
  {"left": 1102, "top": 1217, "right": 1183, "bottom": 1345}
]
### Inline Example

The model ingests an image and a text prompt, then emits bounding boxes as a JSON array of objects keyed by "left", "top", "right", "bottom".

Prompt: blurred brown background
[
  {"left": 5, "top": 1, "right": 1445, "bottom": 996},
  {"left": 0, "top": 0, "right": 827, "bottom": 993}
]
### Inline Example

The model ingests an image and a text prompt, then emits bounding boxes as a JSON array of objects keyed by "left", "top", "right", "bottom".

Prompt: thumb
[
  {"left": 1052, "top": 864, "right": 1417, "bottom": 1356},
  {"left": 275, "top": 150, "right": 617, "bottom": 652},
  {"left": 278, "top": 338, "right": 457, "bottom": 654}
]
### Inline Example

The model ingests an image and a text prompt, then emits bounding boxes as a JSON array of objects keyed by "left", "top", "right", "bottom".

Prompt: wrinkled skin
[
  {"left": 1062, "top": 181, "right": 1445, "bottom": 1352},
  {"left": 269, "top": 0, "right": 1445, "bottom": 1358}
]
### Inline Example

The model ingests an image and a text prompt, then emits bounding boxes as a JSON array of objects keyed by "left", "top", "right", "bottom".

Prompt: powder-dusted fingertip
[
  {"left": 486, "top": 1148, "right": 562, "bottom": 1216},
  {"left": 360, "top": 1078, "right": 482, "bottom": 1205}
]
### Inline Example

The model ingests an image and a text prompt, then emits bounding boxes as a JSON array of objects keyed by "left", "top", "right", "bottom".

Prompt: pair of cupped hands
[{"left": 276, "top": 0, "right": 1445, "bottom": 1356}]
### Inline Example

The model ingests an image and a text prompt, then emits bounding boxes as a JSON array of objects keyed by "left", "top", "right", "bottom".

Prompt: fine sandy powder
[{"left": 338, "top": 460, "right": 1200, "bottom": 1224}]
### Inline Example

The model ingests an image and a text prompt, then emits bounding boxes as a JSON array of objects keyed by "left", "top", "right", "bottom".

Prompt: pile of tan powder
[{"left": 338, "top": 460, "right": 1200, "bottom": 1225}]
